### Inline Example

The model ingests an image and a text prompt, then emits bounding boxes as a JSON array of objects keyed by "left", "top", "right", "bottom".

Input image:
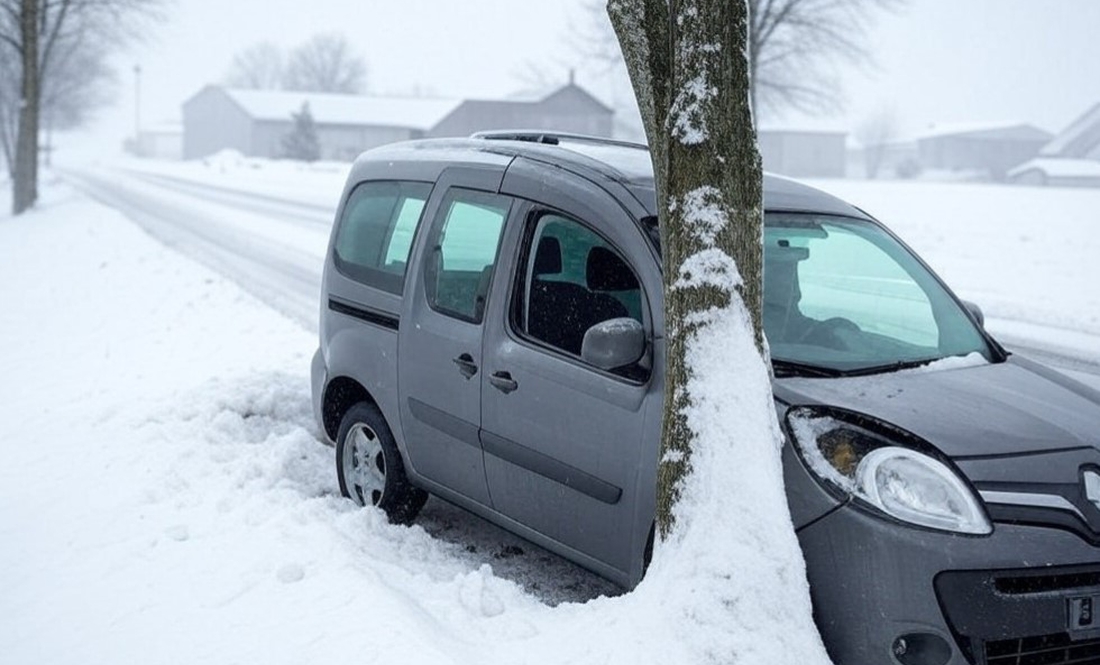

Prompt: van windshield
[{"left": 763, "top": 213, "right": 991, "bottom": 375}]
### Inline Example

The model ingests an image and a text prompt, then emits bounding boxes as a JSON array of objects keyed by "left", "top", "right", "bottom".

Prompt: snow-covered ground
[{"left": 4, "top": 160, "right": 1098, "bottom": 664}]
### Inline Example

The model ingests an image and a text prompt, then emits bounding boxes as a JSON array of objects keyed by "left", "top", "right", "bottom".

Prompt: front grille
[
  {"left": 996, "top": 572, "right": 1100, "bottom": 595},
  {"left": 986, "top": 633, "right": 1100, "bottom": 665}
]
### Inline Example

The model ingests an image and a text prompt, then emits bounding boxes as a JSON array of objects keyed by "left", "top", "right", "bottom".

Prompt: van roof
[{"left": 356, "top": 136, "right": 869, "bottom": 220}]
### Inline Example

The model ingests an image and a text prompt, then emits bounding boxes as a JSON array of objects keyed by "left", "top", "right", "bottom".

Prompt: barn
[
  {"left": 916, "top": 122, "right": 1052, "bottom": 181},
  {"left": 181, "top": 81, "right": 614, "bottom": 161},
  {"left": 1008, "top": 102, "right": 1100, "bottom": 187}
]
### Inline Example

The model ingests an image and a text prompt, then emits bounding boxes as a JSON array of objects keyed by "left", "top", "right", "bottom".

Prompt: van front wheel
[{"left": 336, "top": 402, "right": 426, "bottom": 525}]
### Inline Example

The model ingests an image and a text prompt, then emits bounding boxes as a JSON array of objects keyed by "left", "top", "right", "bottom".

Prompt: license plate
[{"left": 1069, "top": 596, "right": 1098, "bottom": 632}]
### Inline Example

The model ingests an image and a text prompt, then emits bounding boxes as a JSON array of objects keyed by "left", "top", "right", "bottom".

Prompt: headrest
[
  {"left": 533, "top": 236, "right": 562, "bottom": 276},
  {"left": 586, "top": 246, "right": 638, "bottom": 291}
]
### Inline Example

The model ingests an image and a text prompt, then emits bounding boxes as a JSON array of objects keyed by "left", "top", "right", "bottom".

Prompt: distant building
[
  {"left": 427, "top": 83, "right": 614, "bottom": 140},
  {"left": 1008, "top": 103, "right": 1100, "bottom": 187},
  {"left": 916, "top": 122, "right": 1052, "bottom": 181},
  {"left": 132, "top": 122, "right": 184, "bottom": 160},
  {"left": 757, "top": 127, "right": 848, "bottom": 178},
  {"left": 181, "top": 82, "right": 614, "bottom": 161}
]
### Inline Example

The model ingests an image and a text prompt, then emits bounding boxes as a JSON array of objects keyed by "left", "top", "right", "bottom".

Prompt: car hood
[{"left": 773, "top": 356, "right": 1100, "bottom": 458}]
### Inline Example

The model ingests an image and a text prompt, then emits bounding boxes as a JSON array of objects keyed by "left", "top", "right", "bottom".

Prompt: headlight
[{"left": 788, "top": 409, "right": 992, "bottom": 535}]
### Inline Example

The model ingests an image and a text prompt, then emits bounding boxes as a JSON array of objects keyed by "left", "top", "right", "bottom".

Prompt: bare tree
[
  {"left": 749, "top": 0, "right": 902, "bottom": 115},
  {"left": 608, "top": 0, "right": 764, "bottom": 532},
  {"left": 0, "top": 41, "right": 19, "bottom": 175},
  {"left": 854, "top": 104, "right": 899, "bottom": 178},
  {"left": 584, "top": 0, "right": 901, "bottom": 118},
  {"left": 1, "top": 0, "right": 160, "bottom": 213},
  {"left": 9, "top": 0, "right": 39, "bottom": 213},
  {"left": 283, "top": 33, "right": 367, "bottom": 94},
  {"left": 2, "top": 33, "right": 113, "bottom": 173},
  {"left": 224, "top": 41, "right": 284, "bottom": 90},
  {"left": 606, "top": 0, "right": 831, "bottom": 661}
]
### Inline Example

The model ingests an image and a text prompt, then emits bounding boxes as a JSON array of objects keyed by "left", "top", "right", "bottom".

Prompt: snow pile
[
  {"left": 641, "top": 179, "right": 829, "bottom": 663},
  {"left": 647, "top": 298, "right": 832, "bottom": 665}
]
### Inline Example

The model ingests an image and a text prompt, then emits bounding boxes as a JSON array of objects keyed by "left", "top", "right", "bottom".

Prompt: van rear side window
[{"left": 333, "top": 181, "right": 433, "bottom": 294}]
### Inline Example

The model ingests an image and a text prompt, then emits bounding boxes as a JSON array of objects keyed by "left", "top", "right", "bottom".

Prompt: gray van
[{"left": 311, "top": 133, "right": 1100, "bottom": 665}]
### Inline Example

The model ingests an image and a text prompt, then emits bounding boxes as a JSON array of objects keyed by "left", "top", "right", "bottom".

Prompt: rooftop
[{"left": 221, "top": 88, "right": 464, "bottom": 130}]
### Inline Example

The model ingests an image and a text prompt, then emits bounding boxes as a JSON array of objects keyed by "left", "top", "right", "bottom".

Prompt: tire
[{"left": 335, "top": 402, "right": 427, "bottom": 525}]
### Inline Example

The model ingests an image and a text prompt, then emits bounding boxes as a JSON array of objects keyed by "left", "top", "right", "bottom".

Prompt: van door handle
[
  {"left": 453, "top": 353, "right": 478, "bottom": 380},
  {"left": 489, "top": 371, "right": 518, "bottom": 394}
]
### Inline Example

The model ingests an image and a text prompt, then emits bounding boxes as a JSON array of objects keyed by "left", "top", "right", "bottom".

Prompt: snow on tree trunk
[
  {"left": 12, "top": 0, "right": 40, "bottom": 215},
  {"left": 607, "top": 0, "right": 834, "bottom": 662}
]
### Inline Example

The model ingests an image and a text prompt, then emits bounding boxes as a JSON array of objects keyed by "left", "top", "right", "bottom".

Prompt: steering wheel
[{"left": 794, "top": 317, "right": 862, "bottom": 349}]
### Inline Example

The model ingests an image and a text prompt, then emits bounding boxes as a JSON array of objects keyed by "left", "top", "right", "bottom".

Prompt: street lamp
[{"left": 133, "top": 64, "right": 142, "bottom": 152}]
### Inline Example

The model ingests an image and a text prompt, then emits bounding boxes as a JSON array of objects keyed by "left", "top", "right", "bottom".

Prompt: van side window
[
  {"left": 332, "top": 180, "right": 432, "bottom": 294},
  {"left": 424, "top": 189, "right": 511, "bottom": 324},
  {"left": 514, "top": 213, "right": 648, "bottom": 379}
]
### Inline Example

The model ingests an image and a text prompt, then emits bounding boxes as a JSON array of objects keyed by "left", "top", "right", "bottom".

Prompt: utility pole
[{"left": 133, "top": 64, "right": 142, "bottom": 154}]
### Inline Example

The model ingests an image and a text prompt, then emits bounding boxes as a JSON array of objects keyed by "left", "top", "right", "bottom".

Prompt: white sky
[{"left": 63, "top": 0, "right": 1100, "bottom": 156}]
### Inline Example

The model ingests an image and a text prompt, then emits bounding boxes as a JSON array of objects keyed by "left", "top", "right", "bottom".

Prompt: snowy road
[
  {"left": 62, "top": 164, "right": 1100, "bottom": 386},
  {"left": 63, "top": 166, "right": 329, "bottom": 329}
]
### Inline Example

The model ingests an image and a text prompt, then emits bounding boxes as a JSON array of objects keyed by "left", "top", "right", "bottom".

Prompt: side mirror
[
  {"left": 961, "top": 300, "right": 985, "bottom": 328},
  {"left": 581, "top": 318, "right": 645, "bottom": 370}
]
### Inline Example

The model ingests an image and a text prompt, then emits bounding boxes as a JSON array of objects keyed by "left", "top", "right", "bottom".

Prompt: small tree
[
  {"left": 607, "top": 0, "right": 833, "bottom": 661},
  {"left": 283, "top": 33, "right": 367, "bottom": 94},
  {"left": 281, "top": 102, "right": 321, "bottom": 162}
]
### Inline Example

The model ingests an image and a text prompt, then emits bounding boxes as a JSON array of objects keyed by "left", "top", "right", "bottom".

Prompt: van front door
[
  {"left": 480, "top": 193, "right": 659, "bottom": 580},
  {"left": 398, "top": 177, "right": 513, "bottom": 506}
]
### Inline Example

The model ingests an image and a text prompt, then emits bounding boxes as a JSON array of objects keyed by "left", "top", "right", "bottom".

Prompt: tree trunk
[
  {"left": 610, "top": 0, "right": 763, "bottom": 536},
  {"left": 12, "top": 0, "right": 39, "bottom": 215},
  {"left": 606, "top": 4, "right": 833, "bottom": 663}
]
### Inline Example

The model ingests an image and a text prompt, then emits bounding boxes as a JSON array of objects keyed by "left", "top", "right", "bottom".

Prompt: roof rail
[{"left": 470, "top": 130, "right": 648, "bottom": 151}]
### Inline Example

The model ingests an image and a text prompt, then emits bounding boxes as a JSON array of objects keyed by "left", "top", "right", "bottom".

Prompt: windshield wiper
[
  {"left": 771, "top": 358, "right": 843, "bottom": 378},
  {"left": 838, "top": 358, "right": 938, "bottom": 378}
]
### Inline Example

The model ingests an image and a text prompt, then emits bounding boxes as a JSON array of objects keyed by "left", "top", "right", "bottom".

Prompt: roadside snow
[
  {"left": 661, "top": 298, "right": 832, "bottom": 665},
  {"left": 0, "top": 181, "right": 534, "bottom": 664}
]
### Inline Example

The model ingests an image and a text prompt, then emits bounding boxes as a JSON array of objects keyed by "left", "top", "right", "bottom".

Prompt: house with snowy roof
[
  {"left": 756, "top": 122, "right": 848, "bottom": 178},
  {"left": 1008, "top": 103, "right": 1100, "bottom": 187},
  {"left": 916, "top": 121, "right": 1053, "bottom": 181},
  {"left": 181, "top": 81, "right": 614, "bottom": 161}
]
